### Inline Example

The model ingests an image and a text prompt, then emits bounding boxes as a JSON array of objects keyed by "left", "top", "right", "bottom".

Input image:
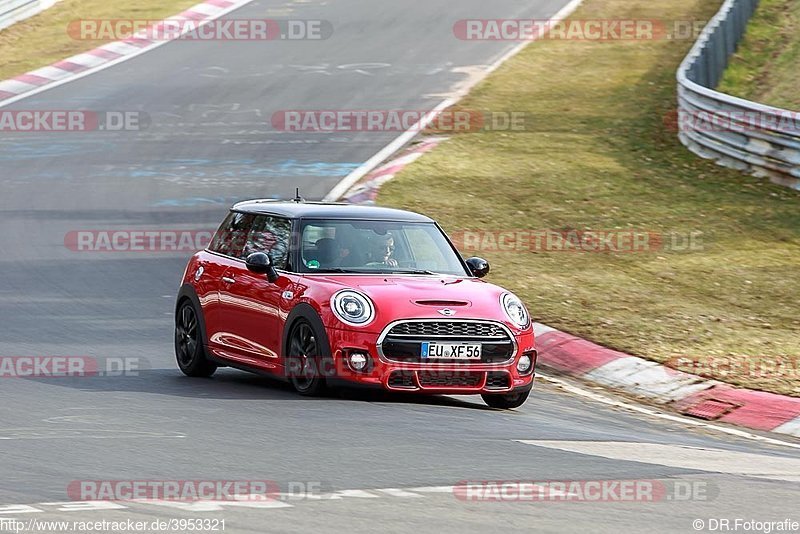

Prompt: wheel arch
[
  {"left": 282, "top": 302, "right": 333, "bottom": 360},
  {"left": 176, "top": 284, "right": 209, "bottom": 348}
]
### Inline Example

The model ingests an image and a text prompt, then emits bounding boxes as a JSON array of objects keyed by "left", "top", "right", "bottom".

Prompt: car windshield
[{"left": 298, "top": 219, "right": 468, "bottom": 276}]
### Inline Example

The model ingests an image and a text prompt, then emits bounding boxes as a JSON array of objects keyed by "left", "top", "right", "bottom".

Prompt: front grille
[
  {"left": 388, "top": 321, "right": 506, "bottom": 338},
  {"left": 485, "top": 372, "right": 511, "bottom": 390},
  {"left": 388, "top": 371, "right": 416, "bottom": 389},
  {"left": 417, "top": 371, "right": 483, "bottom": 388},
  {"left": 380, "top": 321, "right": 514, "bottom": 364}
]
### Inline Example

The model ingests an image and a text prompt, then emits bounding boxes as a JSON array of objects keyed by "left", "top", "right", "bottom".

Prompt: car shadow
[{"left": 20, "top": 367, "right": 493, "bottom": 410}]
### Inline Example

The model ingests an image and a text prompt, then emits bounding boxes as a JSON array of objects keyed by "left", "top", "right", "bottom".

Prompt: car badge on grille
[{"left": 437, "top": 308, "right": 456, "bottom": 316}]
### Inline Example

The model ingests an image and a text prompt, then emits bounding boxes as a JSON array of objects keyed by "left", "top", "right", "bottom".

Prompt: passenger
[{"left": 314, "top": 237, "right": 350, "bottom": 267}]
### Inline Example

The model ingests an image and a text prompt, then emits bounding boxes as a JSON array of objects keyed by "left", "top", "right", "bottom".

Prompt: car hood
[{"left": 305, "top": 274, "right": 522, "bottom": 331}]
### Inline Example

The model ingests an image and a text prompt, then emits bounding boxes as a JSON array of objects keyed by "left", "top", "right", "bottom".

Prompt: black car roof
[{"left": 231, "top": 200, "right": 434, "bottom": 222}]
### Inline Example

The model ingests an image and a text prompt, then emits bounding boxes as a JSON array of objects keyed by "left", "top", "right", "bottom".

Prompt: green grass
[
  {"left": 718, "top": 0, "right": 800, "bottom": 110},
  {"left": 379, "top": 0, "right": 800, "bottom": 396},
  {"left": 0, "top": 0, "right": 199, "bottom": 81}
]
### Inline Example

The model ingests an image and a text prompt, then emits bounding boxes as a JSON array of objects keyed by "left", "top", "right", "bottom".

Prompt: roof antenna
[{"left": 293, "top": 188, "right": 304, "bottom": 203}]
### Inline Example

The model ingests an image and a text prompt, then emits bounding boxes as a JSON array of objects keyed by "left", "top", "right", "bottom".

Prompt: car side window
[
  {"left": 209, "top": 212, "right": 255, "bottom": 258},
  {"left": 242, "top": 215, "right": 292, "bottom": 269}
]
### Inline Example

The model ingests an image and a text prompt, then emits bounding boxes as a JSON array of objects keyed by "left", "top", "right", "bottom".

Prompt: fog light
[
  {"left": 349, "top": 352, "right": 368, "bottom": 371},
  {"left": 517, "top": 354, "right": 532, "bottom": 374}
]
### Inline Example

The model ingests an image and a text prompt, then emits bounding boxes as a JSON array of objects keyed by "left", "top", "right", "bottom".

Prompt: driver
[{"left": 367, "top": 233, "right": 398, "bottom": 267}]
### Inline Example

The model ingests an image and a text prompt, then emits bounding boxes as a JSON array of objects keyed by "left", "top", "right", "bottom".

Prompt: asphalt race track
[{"left": 1, "top": 0, "right": 798, "bottom": 532}]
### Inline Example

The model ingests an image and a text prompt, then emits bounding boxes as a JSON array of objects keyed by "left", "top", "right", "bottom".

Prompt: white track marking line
[
  {"left": 516, "top": 440, "right": 800, "bottom": 482},
  {"left": 375, "top": 489, "right": 425, "bottom": 498},
  {"left": 323, "top": 0, "right": 586, "bottom": 201},
  {"left": 775, "top": 416, "right": 800, "bottom": 436},
  {"left": 0, "top": 487, "right": 454, "bottom": 515},
  {"left": 0, "top": 428, "right": 185, "bottom": 440},
  {"left": 0, "top": 0, "right": 258, "bottom": 110},
  {"left": 536, "top": 372, "right": 800, "bottom": 450},
  {"left": 406, "top": 486, "right": 456, "bottom": 493}
]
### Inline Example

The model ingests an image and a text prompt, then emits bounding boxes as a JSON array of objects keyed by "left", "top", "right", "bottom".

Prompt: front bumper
[{"left": 325, "top": 324, "right": 536, "bottom": 394}]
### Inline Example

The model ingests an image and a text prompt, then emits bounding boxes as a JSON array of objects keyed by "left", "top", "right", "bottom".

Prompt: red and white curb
[
  {"left": 0, "top": 0, "right": 255, "bottom": 105},
  {"left": 343, "top": 141, "right": 800, "bottom": 440},
  {"left": 534, "top": 323, "right": 800, "bottom": 438},
  {"left": 341, "top": 137, "right": 446, "bottom": 204}
]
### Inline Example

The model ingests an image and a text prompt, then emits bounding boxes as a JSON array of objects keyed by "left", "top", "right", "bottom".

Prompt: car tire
[
  {"left": 481, "top": 388, "right": 530, "bottom": 409},
  {"left": 286, "top": 319, "right": 328, "bottom": 396},
  {"left": 175, "top": 299, "right": 217, "bottom": 378}
]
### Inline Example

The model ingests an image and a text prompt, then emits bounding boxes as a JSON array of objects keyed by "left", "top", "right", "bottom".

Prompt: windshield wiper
[
  {"left": 307, "top": 268, "right": 373, "bottom": 274},
  {"left": 388, "top": 269, "right": 439, "bottom": 275},
  {"left": 308, "top": 268, "right": 441, "bottom": 275}
]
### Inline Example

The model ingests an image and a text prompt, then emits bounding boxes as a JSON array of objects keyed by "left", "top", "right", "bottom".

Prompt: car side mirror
[
  {"left": 246, "top": 252, "right": 279, "bottom": 283},
  {"left": 465, "top": 257, "right": 490, "bottom": 278}
]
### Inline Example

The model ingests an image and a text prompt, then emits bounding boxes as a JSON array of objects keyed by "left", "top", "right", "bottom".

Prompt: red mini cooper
[{"left": 175, "top": 200, "right": 536, "bottom": 408}]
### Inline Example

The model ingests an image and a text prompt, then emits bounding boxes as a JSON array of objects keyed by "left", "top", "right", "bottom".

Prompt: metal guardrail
[
  {"left": 677, "top": 0, "right": 800, "bottom": 190},
  {"left": 0, "top": 0, "right": 56, "bottom": 31}
]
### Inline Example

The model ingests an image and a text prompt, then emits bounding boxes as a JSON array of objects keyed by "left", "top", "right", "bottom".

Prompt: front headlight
[
  {"left": 501, "top": 292, "right": 530, "bottom": 329},
  {"left": 331, "top": 290, "right": 375, "bottom": 326}
]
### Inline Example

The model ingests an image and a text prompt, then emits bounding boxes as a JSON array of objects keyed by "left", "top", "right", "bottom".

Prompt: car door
[
  {"left": 203, "top": 211, "right": 254, "bottom": 360},
  {"left": 218, "top": 214, "right": 294, "bottom": 370}
]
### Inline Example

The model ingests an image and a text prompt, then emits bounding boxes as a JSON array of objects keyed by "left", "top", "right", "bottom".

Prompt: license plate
[{"left": 421, "top": 342, "right": 482, "bottom": 360}]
